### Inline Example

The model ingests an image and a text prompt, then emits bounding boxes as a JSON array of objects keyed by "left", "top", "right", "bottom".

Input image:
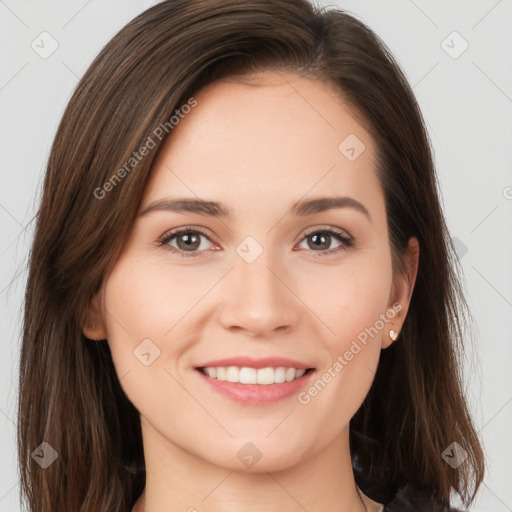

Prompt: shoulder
[
  {"left": 383, "top": 483, "right": 466, "bottom": 512},
  {"left": 353, "top": 461, "right": 465, "bottom": 512}
]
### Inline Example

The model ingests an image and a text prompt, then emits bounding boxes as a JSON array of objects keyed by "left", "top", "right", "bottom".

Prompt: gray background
[{"left": 1, "top": 0, "right": 511, "bottom": 510}]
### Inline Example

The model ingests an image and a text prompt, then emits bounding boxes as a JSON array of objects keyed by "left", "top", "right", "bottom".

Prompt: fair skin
[{"left": 84, "top": 71, "right": 419, "bottom": 512}]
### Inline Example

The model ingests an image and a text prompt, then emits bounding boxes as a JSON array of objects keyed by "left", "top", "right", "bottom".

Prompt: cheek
[
  {"left": 300, "top": 251, "right": 393, "bottom": 351},
  {"left": 102, "top": 253, "right": 211, "bottom": 352},
  {"left": 296, "top": 249, "right": 392, "bottom": 411},
  {"left": 100, "top": 261, "right": 191, "bottom": 431},
  {"left": 296, "top": 275, "right": 391, "bottom": 440},
  {"left": 100, "top": 258, "right": 188, "bottom": 388},
  {"left": 100, "top": 254, "right": 229, "bottom": 412}
]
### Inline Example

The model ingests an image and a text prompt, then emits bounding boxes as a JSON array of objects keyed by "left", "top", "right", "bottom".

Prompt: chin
[{"left": 221, "top": 453, "right": 301, "bottom": 474}]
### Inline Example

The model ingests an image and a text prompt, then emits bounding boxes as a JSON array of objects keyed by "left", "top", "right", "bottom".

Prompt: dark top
[
  {"left": 353, "top": 464, "right": 465, "bottom": 512},
  {"left": 381, "top": 483, "right": 465, "bottom": 511}
]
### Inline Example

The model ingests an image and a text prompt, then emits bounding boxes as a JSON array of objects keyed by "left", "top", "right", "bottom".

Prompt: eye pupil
[
  {"left": 309, "top": 233, "right": 330, "bottom": 250},
  {"left": 177, "top": 232, "right": 200, "bottom": 250}
]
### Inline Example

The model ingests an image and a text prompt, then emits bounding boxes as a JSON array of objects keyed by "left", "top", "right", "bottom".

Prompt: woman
[{"left": 18, "top": 1, "right": 485, "bottom": 511}]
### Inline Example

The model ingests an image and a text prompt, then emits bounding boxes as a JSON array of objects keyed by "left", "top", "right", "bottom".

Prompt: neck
[{"left": 132, "top": 420, "right": 368, "bottom": 512}]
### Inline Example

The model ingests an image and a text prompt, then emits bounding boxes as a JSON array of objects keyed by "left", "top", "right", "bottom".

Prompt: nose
[{"left": 217, "top": 250, "right": 301, "bottom": 337}]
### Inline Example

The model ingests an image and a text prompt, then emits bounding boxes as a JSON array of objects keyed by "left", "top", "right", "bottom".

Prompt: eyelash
[{"left": 158, "top": 225, "right": 354, "bottom": 259}]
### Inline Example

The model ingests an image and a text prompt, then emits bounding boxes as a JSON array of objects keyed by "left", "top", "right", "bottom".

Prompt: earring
[{"left": 389, "top": 329, "right": 398, "bottom": 341}]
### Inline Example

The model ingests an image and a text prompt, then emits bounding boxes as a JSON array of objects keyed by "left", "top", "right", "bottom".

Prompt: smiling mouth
[{"left": 196, "top": 366, "right": 315, "bottom": 385}]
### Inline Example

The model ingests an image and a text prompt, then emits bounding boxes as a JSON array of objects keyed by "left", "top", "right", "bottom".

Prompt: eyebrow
[{"left": 138, "top": 196, "right": 371, "bottom": 220}]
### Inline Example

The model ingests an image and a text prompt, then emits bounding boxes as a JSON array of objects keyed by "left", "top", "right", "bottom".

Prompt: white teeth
[
  {"left": 239, "top": 367, "right": 257, "bottom": 384},
  {"left": 274, "top": 367, "right": 286, "bottom": 383},
  {"left": 257, "top": 367, "right": 274, "bottom": 385},
  {"left": 226, "top": 366, "right": 239, "bottom": 383},
  {"left": 201, "top": 366, "right": 308, "bottom": 384}
]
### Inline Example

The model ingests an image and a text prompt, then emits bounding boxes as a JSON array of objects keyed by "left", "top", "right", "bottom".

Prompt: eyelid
[
  {"left": 300, "top": 224, "right": 352, "bottom": 240},
  {"left": 158, "top": 225, "right": 215, "bottom": 244}
]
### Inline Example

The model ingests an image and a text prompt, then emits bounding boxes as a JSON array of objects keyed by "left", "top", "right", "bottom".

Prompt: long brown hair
[{"left": 18, "top": 1, "right": 485, "bottom": 511}]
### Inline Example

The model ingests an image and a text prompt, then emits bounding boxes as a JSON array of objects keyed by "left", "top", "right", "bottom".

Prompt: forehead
[{"left": 143, "top": 71, "right": 381, "bottom": 217}]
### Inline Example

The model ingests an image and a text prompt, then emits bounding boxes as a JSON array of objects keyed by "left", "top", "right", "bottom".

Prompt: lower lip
[{"left": 196, "top": 369, "right": 315, "bottom": 405}]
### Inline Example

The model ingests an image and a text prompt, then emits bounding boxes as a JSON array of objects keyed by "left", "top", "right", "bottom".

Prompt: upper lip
[{"left": 195, "top": 356, "right": 313, "bottom": 370}]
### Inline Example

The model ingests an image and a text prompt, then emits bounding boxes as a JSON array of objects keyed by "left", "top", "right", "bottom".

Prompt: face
[{"left": 86, "top": 71, "right": 416, "bottom": 473}]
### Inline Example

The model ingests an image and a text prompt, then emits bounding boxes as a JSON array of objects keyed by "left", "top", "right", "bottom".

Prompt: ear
[
  {"left": 382, "top": 237, "right": 419, "bottom": 349},
  {"left": 81, "top": 290, "right": 108, "bottom": 341}
]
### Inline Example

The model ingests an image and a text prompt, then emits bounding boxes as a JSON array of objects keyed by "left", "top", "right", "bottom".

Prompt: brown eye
[
  {"left": 307, "top": 233, "right": 333, "bottom": 251},
  {"left": 160, "top": 227, "right": 214, "bottom": 257},
  {"left": 298, "top": 228, "right": 353, "bottom": 256},
  {"left": 175, "top": 232, "right": 202, "bottom": 251}
]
